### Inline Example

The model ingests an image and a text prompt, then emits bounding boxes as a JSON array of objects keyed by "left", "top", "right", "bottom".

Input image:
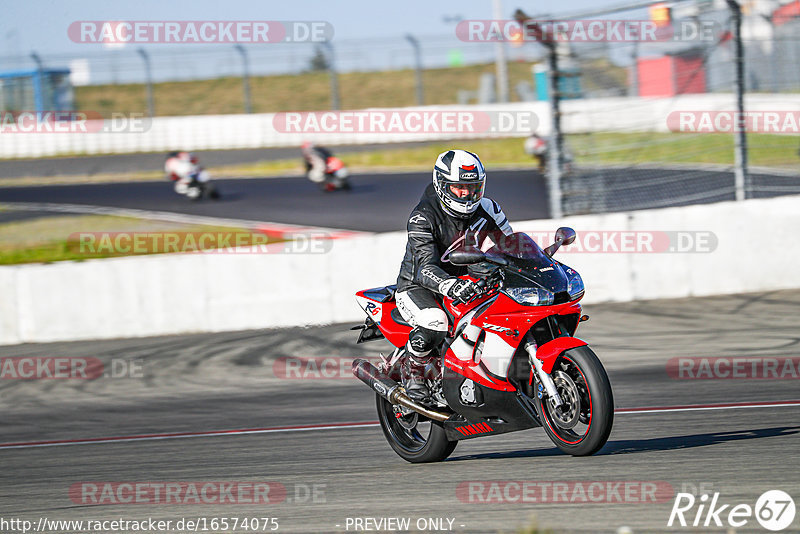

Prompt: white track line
[
  {"left": 0, "top": 201, "right": 368, "bottom": 239},
  {"left": 0, "top": 400, "right": 797, "bottom": 451}
]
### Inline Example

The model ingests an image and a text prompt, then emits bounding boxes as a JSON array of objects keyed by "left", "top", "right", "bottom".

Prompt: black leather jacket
[{"left": 396, "top": 183, "right": 513, "bottom": 293}]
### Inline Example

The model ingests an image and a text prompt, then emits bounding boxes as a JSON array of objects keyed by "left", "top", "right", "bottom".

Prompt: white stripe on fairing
[{"left": 0, "top": 401, "right": 797, "bottom": 450}]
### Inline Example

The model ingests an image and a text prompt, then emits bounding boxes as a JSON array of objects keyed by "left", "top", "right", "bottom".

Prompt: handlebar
[{"left": 450, "top": 276, "right": 497, "bottom": 306}]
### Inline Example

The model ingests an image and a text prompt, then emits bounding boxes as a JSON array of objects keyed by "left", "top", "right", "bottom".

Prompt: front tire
[
  {"left": 534, "top": 346, "right": 613, "bottom": 456},
  {"left": 376, "top": 394, "right": 457, "bottom": 463}
]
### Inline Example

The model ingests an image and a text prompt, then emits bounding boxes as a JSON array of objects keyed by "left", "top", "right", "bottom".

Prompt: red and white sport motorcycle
[{"left": 352, "top": 229, "right": 613, "bottom": 463}]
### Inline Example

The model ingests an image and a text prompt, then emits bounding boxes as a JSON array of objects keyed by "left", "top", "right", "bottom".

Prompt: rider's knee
[{"left": 407, "top": 322, "right": 447, "bottom": 359}]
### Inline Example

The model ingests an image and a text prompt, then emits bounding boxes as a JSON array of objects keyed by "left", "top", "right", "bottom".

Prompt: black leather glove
[{"left": 439, "top": 277, "right": 480, "bottom": 302}]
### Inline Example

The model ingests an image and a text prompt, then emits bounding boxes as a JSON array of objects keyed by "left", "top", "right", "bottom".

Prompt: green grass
[
  {"left": 569, "top": 131, "right": 800, "bottom": 168},
  {"left": 74, "top": 60, "right": 626, "bottom": 117},
  {"left": 0, "top": 214, "right": 282, "bottom": 265},
  {"left": 0, "top": 132, "right": 792, "bottom": 189},
  {"left": 204, "top": 132, "right": 800, "bottom": 177}
]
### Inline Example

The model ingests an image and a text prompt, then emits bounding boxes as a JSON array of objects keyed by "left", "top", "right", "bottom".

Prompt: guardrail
[{"left": 1, "top": 194, "right": 798, "bottom": 345}]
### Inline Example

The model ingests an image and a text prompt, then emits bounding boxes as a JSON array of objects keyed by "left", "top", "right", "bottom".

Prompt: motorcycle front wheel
[
  {"left": 534, "top": 346, "right": 614, "bottom": 456},
  {"left": 375, "top": 394, "right": 457, "bottom": 463}
]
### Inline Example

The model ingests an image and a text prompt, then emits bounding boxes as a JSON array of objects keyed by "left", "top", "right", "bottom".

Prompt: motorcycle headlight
[
  {"left": 567, "top": 271, "right": 585, "bottom": 300},
  {"left": 504, "top": 286, "right": 554, "bottom": 306}
]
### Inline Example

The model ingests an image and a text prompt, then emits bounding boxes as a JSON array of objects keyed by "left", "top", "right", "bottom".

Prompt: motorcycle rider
[
  {"left": 395, "top": 149, "right": 513, "bottom": 402},
  {"left": 165, "top": 151, "right": 200, "bottom": 191},
  {"left": 301, "top": 141, "right": 349, "bottom": 191},
  {"left": 524, "top": 132, "right": 547, "bottom": 172},
  {"left": 301, "top": 142, "right": 332, "bottom": 182}
]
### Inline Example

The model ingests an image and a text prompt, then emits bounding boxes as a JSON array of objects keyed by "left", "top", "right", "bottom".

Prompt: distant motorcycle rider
[
  {"left": 395, "top": 149, "right": 513, "bottom": 402},
  {"left": 301, "top": 141, "right": 350, "bottom": 191},
  {"left": 301, "top": 142, "right": 332, "bottom": 182}
]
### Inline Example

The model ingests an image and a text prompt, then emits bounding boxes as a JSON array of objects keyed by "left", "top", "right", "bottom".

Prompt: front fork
[{"left": 525, "top": 341, "right": 563, "bottom": 408}]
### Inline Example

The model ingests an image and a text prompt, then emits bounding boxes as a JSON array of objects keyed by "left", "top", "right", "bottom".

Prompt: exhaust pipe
[{"left": 352, "top": 359, "right": 450, "bottom": 423}]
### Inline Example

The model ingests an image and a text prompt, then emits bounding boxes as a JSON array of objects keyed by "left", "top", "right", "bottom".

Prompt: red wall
[
  {"left": 637, "top": 55, "right": 706, "bottom": 97},
  {"left": 638, "top": 56, "right": 674, "bottom": 96}
]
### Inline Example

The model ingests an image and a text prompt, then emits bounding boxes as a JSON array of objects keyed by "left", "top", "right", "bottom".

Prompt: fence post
[
  {"left": 405, "top": 34, "right": 424, "bottom": 105},
  {"left": 546, "top": 44, "right": 564, "bottom": 219},
  {"left": 234, "top": 45, "right": 253, "bottom": 114},
  {"left": 492, "top": 0, "right": 510, "bottom": 103},
  {"left": 30, "top": 52, "right": 44, "bottom": 114},
  {"left": 514, "top": 10, "right": 564, "bottom": 218},
  {"left": 137, "top": 48, "right": 155, "bottom": 117},
  {"left": 726, "top": 0, "right": 748, "bottom": 201},
  {"left": 323, "top": 41, "right": 340, "bottom": 111}
]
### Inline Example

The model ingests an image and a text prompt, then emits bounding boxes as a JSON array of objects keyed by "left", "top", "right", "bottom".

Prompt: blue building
[{"left": 0, "top": 68, "right": 74, "bottom": 112}]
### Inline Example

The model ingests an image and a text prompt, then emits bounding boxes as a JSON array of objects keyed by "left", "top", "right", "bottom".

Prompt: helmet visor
[{"left": 446, "top": 181, "right": 484, "bottom": 203}]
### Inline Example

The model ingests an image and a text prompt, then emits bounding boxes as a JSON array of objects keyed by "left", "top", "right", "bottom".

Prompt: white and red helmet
[{"left": 432, "top": 149, "right": 486, "bottom": 218}]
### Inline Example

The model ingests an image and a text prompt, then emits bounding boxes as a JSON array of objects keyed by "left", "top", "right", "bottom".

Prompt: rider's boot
[{"left": 401, "top": 349, "right": 432, "bottom": 403}]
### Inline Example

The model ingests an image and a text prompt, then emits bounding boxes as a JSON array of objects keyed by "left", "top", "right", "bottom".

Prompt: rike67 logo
[{"left": 668, "top": 490, "right": 796, "bottom": 531}]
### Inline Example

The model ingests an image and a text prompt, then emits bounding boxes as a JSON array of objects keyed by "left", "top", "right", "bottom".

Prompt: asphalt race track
[
  {"left": 1, "top": 290, "right": 799, "bottom": 533},
  {"left": 0, "top": 171, "right": 549, "bottom": 232}
]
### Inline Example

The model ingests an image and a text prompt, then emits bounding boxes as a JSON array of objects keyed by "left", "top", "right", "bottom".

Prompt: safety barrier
[
  {"left": 1, "top": 194, "right": 798, "bottom": 345},
  {"left": 2, "top": 94, "right": 798, "bottom": 158}
]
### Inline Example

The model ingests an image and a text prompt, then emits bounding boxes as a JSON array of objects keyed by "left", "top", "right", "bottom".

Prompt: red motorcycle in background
[
  {"left": 301, "top": 142, "right": 351, "bottom": 192},
  {"left": 352, "top": 229, "right": 613, "bottom": 463}
]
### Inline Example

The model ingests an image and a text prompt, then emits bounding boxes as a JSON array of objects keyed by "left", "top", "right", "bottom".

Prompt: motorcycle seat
[
  {"left": 362, "top": 285, "right": 396, "bottom": 303},
  {"left": 390, "top": 307, "right": 411, "bottom": 327}
]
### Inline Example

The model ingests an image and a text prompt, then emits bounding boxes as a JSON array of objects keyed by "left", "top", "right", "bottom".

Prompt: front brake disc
[{"left": 548, "top": 370, "right": 581, "bottom": 429}]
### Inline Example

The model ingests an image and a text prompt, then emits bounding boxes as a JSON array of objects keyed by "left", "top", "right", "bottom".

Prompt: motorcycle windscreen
[{"left": 487, "top": 232, "right": 569, "bottom": 294}]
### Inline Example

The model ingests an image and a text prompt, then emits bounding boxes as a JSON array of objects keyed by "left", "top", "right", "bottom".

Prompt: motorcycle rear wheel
[
  {"left": 535, "top": 346, "right": 614, "bottom": 456},
  {"left": 375, "top": 394, "right": 457, "bottom": 463}
]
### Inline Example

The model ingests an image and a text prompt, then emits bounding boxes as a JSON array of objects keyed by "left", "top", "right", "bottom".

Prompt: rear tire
[
  {"left": 376, "top": 394, "right": 457, "bottom": 463},
  {"left": 535, "top": 346, "right": 613, "bottom": 456}
]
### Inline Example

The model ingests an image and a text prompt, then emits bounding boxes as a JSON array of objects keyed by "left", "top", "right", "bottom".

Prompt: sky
[
  {"left": 1, "top": 0, "right": 634, "bottom": 56},
  {"left": 0, "top": 0, "right": 649, "bottom": 84}
]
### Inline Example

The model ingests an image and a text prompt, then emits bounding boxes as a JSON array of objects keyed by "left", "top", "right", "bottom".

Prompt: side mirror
[
  {"left": 544, "top": 227, "right": 576, "bottom": 256},
  {"left": 484, "top": 251, "right": 509, "bottom": 267},
  {"left": 448, "top": 247, "right": 486, "bottom": 265}
]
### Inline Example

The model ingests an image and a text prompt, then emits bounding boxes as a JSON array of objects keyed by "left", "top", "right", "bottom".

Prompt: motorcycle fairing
[
  {"left": 534, "top": 337, "right": 588, "bottom": 374},
  {"left": 441, "top": 365, "right": 540, "bottom": 440},
  {"left": 355, "top": 287, "right": 411, "bottom": 347}
]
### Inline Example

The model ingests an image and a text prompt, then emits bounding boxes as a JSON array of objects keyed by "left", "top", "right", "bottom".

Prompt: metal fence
[
  {"left": 526, "top": 0, "right": 800, "bottom": 217},
  {"left": 1, "top": 1, "right": 799, "bottom": 216}
]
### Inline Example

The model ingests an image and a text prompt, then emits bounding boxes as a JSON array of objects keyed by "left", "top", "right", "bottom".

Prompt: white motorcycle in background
[{"left": 165, "top": 151, "right": 221, "bottom": 201}]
